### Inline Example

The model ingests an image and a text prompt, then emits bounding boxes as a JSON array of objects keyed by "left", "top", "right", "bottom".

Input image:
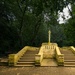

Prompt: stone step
[
  {"left": 64, "top": 56, "right": 75, "bottom": 60},
  {"left": 60, "top": 50, "right": 74, "bottom": 54},
  {"left": 17, "top": 61, "right": 34, "bottom": 64},
  {"left": 64, "top": 54, "right": 75, "bottom": 55},
  {"left": 20, "top": 56, "right": 35, "bottom": 58},
  {"left": 15, "top": 64, "right": 34, "bottom": 67},
  {"left": 61, "top": 52, "right": 74, "bottom": 55},
  {"left": 63, "top": 54, "right": 74, "bottom": 56},
  {"left": 23, "top": 50, "right": 39, "bottom": 55},
  {"left": 17, "top": 50, "right": 39, "bottom": 67},
  {"left": 64, "top": 62, "right": 75, "bottom": 65},
  {"left": 64, "top": 65, "right": 75, "bottom": 67},
  {"left": 22, "top": 54, "right": 35, "bottom": 56},
  {"left": 60, "top": 47, "right": 75, "bottom": 67},
  {"left": 24, "top": 52, "right": 37, "bottom": 54},
  {"left": 64, "top": 58, "right": 75, "bottom": 60},
  {"left": 23, "top": 54, "right": 35, "bottom": 56},
  {"left": 66, "top": 56, "right": 75, "bottom": 57},
  {"left": 25, "top": 50, "right": 38, "bottom": 52},
  {"left": 22, "top": 56, "right": 35, "bottom": 58},
  {"left": 64, "top": 60, "right": 75, "bottom": 62},
  {"left": 61, "top": 52, "right": 73, "bottom": 54},
  {"left": 20, "top": 58, "right": 35, "bottom": 60},
  {"left": 18, "top": 59, "right": 35, "bottom": 62},
  {"left": 17, "top": 61, "right": 35, "bottom": 66},
  {"left": 22, "top": 54, "right": 35, "bottom": 57},
  {"left": 24, "top": 52, "right": 38, "bottom": 54},
  {"left": 64, "top": 57, "right": 75, "bottom": 59},
  {"left": 64, "top": 55, "right": 75, "bottom": 57},
  {"left": 19, "top": 59, "right": 35, "bottom": 61},
  {"left": 64, "top": 56, "right": 75, "bottom": 58},
  {"left": 61, "top": 50, "right": 72, "bottom": 52},
  {"left": 25, "top": 50, "right": 39, "bottom": 53},
  {"left": 20, "top": 57, "right": 35, "bottom": 59}
]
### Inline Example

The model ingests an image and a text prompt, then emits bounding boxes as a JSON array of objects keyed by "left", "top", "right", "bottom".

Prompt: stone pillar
[
  {"left": 35, "top": 54, "right": 41, "bottom": 66},
  {"left": 8, "top": 54, "right": 16, "bottom": 66},
  {"left": 48, "top": 30, "right": 51, "bottom": 44}
]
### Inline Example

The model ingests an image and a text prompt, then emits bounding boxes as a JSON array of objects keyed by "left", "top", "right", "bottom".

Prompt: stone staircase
[
  {"left": 16, "top": 50, "right": 39, "bottom": 66},
  {"left": 60, "top": 47, "right": 75, "bottom": 66}
]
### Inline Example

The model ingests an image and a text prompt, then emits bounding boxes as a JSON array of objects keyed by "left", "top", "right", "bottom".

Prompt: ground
[
  {"left": 0, "top": 46, "right": 75, "bottom": 75},
  {"left": 0, "top": 66, "right": 75, "bottom": 75}
]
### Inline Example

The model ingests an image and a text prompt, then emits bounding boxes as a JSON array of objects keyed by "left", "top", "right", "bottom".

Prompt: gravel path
[{"left": 0, "top": 66, "right": 75, "bottom": 75}]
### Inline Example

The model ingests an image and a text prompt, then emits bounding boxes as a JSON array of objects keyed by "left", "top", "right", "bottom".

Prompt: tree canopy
[{"left": 0, "top": 0, "right": 75, "bottom": 55}]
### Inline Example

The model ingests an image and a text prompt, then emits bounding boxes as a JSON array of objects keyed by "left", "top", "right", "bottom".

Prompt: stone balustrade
[
  {"left": 42, "top": 43, "right": 57, "bottom": 59},
  {"left": 35, "top": 54, "right": 41, "bottom": 66},
  {"left": 8, "top": 46, "right": 29, "bottom": 66},
  {"left": 35, "top": 46, "right": 43, "bottom": 66},
  {"left": 70, "top": 46, "right": 75, "bottom": 54},
  {"left": 35, "top": 43, "right": 58, "bottom": 66},
  {"left": 8, "top": 46, "right": 39, "bottom": 66},
  {"left": 55, "top": 46, "right": 64, "bottom": 66}
]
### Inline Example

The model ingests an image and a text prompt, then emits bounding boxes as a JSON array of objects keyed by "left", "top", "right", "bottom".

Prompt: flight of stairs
[
  {"left": 60, "top": 47, "right": 75, "bottom": 66},
  {"left": 16, "top": 50, "right": 39, "bottom": 66}
]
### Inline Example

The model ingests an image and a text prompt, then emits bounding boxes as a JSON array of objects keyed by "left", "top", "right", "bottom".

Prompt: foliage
[
  {"left": 63, "top": 17, "right": 75, "bottom": 46},
  {"left": 0, "top": 0, "right": 75, "bottom": 55}
]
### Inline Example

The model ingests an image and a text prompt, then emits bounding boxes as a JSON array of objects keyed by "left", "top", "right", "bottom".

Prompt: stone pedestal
[{"left": 42, "top": 43, "right": 57, "bottom": 59}]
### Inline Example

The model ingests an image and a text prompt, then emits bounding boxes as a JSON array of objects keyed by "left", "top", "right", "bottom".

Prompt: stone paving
[
  {"left": 41, "top": 59, "right": 58, "bottom": 66},
  {"left": 0, "top": 66, "right": 75, "bottom": 75}
]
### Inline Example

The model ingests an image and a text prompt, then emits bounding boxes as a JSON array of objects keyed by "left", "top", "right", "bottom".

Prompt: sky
[{"left": 58, "top": 4, "right": 71, "bottom": 24}]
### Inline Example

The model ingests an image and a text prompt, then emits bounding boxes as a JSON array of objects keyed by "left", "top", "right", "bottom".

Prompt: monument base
[{"left": 41, "top": 43, "right": 58, "bottom": 59}]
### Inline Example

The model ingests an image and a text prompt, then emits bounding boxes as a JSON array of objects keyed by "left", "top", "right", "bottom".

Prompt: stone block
[
  {"left": 35, "top": 54, "right": 41, "bottom": 66},
  {"left": 8, "top": 54, "right": 16, "bottom": 66},
  {"left": 57, "top": 55, "right": 64, "bottom": 66}
]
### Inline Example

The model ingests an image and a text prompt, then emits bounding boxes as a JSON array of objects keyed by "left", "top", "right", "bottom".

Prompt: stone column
[{"left": 48, "top": 30, "right": 51, "bottom": 44}]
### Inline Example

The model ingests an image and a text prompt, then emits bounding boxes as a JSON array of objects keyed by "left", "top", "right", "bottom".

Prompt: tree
[
  {"left": 0, "top": 0, "right": 75, "bottom": 55},
  {"left": 63, "top": 17, "right": 75, "bottom": 46}
]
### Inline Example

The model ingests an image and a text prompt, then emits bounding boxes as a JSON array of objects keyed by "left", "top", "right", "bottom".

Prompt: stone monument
[{"left": 40, "top": 30, "right": 57, "bottom": 59}]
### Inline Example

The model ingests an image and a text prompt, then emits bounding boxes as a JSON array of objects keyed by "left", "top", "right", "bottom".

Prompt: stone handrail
[
  {"left": 38, "top": 48, "right": 43, "bottom": 63},
  {"left": 35, "top": 47, "right": 43, "bottom": 66},
  {"left": 55, "top": 46, "right": 64, "bottom": 66},
  {"left": 16, "top": 46, "right": 29, "bottom": 62},
  {"left": 70, "top": 46, "right": 75, "bottom": 54},
  {"left": 8, "top": 46, "right": 29, "bottom": 66}
]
